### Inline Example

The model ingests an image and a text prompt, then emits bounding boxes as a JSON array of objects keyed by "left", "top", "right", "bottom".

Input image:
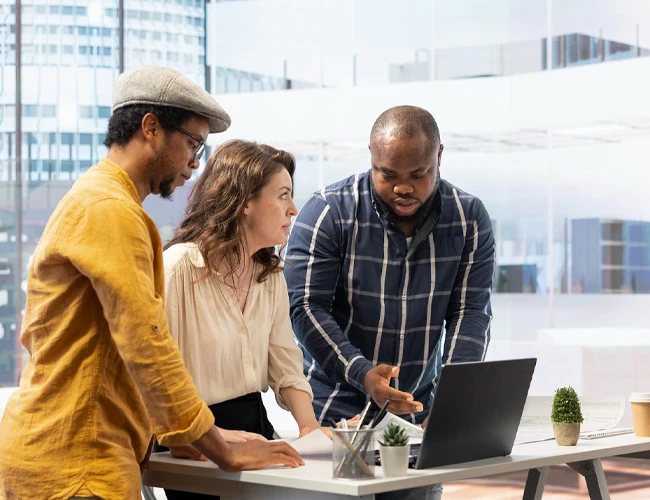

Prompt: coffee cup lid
[{"left": 630, "top": 393, "right": 650, "bottom": 402}]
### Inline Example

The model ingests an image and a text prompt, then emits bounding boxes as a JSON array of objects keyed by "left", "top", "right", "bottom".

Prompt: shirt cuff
[
  {"left": 156, "top": 400, "right": 215, "bottom": 447},
  {"left": 272, "top": 375, "right": 314, "bottom": 410},
  {"left": 345, "top": 355, "right": 373, "bottom": 393}
]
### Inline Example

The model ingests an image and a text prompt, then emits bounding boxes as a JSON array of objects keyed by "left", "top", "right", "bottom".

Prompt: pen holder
[{"left": 332, "top": 428, "right": 376, "bottom": 479}]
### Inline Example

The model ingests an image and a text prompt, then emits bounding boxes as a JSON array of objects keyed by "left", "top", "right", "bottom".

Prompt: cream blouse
[{"left": 163, "top": 242, "right": 313, "bottom": 409}]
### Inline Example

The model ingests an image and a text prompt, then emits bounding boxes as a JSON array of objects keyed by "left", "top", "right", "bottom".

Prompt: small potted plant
[
  {"left": 551, "top": 386, "right": 584, "bottom": 446},
  {"left": 378, "top": 422, "right": 411, "bottom": 477}
]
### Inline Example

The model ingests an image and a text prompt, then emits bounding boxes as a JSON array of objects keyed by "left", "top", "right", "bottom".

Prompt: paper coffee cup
[{"left": 630, "top": 393, "right": 650, "bottom": 437}]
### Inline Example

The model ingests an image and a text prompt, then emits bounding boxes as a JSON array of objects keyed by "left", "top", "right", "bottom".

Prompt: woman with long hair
[{"left": 158, "top": 140, "right": 323, "bottom": 499}]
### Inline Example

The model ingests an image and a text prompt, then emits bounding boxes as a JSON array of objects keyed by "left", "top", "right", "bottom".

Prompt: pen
[
  {"left": 350, "top": 400, "right": 373, "bottom": 445},
  {"left": 369, "top": 400, "right": 391, "bottom": 429}
]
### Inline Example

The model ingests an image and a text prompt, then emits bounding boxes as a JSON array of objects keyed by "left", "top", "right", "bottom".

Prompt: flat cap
[{"left": 112, "top": 66, "right": 231, "bottom": 133}]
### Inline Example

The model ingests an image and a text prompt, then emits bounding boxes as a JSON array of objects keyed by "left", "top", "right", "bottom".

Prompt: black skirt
[{"left": 154, "top": 392, "right": 275, "bottom": 500}]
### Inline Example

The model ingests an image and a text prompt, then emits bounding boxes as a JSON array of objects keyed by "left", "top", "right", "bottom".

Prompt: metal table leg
[
  {"left": 522, "top": 466, "right": 549, "bottom": 500},
  {"left": 567, "top": 459, "right": 610, "bottom": 500}
]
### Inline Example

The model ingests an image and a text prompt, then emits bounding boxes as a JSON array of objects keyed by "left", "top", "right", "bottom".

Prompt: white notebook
[{"left": 579, "top": 427, "right": 634, "bottom": 440}]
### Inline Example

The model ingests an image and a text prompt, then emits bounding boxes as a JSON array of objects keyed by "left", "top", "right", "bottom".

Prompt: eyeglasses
[{"left": 173, "top": 125, "right": 206, "bottom": 163}]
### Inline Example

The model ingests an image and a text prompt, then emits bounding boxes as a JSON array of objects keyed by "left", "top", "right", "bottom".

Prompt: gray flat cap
[{"left": 112, "top": 66, "right": 231, "bottom": 133}]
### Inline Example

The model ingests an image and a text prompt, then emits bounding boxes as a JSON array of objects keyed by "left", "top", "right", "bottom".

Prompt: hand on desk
[
  {"left": 193, "top": 425, "right": 304, "bottom": 472},
  {"left": 363, "top": 364, "right": 424, "bottom": 415},
  {"left": 226, "top": 440, "right": 305, "bottom": 471}
]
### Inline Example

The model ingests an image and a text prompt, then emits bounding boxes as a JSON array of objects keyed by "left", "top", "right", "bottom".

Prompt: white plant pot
[{"left": 379, "top": 445, "right": 410, "bottom": 477}]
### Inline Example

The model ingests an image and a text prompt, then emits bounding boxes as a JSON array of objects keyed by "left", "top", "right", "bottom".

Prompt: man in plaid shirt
[{"left": 285, "top": 106, "right": 495, "bottom": 499}]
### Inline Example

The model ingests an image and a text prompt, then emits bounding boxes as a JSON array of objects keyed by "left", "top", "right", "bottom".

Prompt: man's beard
[
  {"left": 371, "top": 177, "right": 440, "bottom": 228},
  {"left": 147, "top": 149, "right": 176, "bottom": 200}
]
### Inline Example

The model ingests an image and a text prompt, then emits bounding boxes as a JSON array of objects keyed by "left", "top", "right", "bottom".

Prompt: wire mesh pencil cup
[{"left": 332, "top": 428, "right": 376, "bottom": 479}]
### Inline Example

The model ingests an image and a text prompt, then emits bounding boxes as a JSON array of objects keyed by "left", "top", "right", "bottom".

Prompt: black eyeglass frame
[{"left": 174, "top": 125, "right": 206, "bottom": 163}]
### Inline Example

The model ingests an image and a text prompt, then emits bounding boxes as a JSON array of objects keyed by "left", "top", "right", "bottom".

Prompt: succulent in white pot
[{"left": 378, "top": 423, "right": 411, "bottom": 477}]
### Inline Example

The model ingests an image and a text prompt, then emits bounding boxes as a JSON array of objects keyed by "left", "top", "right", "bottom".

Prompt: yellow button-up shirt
[{"left": 0, "top": 159, "right": 215, "bottom": 500}]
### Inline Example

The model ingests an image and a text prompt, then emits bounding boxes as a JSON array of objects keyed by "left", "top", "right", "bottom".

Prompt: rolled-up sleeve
[
  {"left": 268, "top": 273, "right": 313, "bottom": 410},
  {"left": 58, "top": 199, "right": 214, "bottom": 447}
]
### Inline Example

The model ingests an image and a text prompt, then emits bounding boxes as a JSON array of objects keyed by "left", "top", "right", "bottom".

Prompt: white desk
[{"left": 142, "top": 434, "right": 650, "bottom": 500}]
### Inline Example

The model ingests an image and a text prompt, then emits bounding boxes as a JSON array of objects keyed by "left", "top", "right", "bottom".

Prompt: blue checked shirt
[{"left": 284, "top": 172, "right": 495, "bottom": 424}]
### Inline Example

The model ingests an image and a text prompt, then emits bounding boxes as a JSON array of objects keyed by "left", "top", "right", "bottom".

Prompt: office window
[
  {"left": 165, "top": 13, "right": 172, "bottom": 22},
  {"left": 79, "top": 105, "right": 94, "bottom": 118},
  {"left": 141, "top": 11, "right": 150, "bottom": 21},
  {"left": 61, "top": 133, "right": 75, "bottom": 146},
  {"left": 153, "top": 31, "right": 161, "bottom": 41},
  {"left": 62, "top": 6, "right": 74, "bottom": 15},
  {"left": 167, "top": 52, "right": 179, "bottom": 63},
  {"left": 23, "top": 105, "right": 38, "bottom": 118},
  {"left": 64, "top": 25, "right": 74, "bottom": 34},
  {"left": 566, "top": 34, "right": 578, "bottom": 64},
  {"left": 50, "top": 5, "right": 60, "bottom": 14},
  {"left": 80, "top": 160, "right": 93, "bottom": 171},
  {"left": 105, "top": 8, "right": 115, "bottom": 17},
  {"left": 184, "top": 35, "right": 193, "bottom": 44},
  {"left": 76, "top": 6, "right": 87, "bottom": 16},
  {"left": 3, "top": 105, "right": 15, "bottom": 119},
  {"left": 127, "top": 9, "right": 138, "bottom": 19},
  {"left": 36, "top": 5, "right": 46, "bottom": 14},
  {"left": 41, "top": 105, "right": 56, "bottom": 118},
  {"left": 103, "top": 47, "right": 112, "bottom": 57},
  {"left": 49, "top": 25, "right": 58, "bottom": 34},
  {"left": 79, "top": 133, "right": 93, "bottom": 146},
  {"left": 63, "top": 45, "right": 74, "bottom": 55},
  {"left": 153, "top": 12, "right": 162, "bottom": 21},
  {"left": 97, "top": 106, "right": 111, "bottom": 119},
  {"left": 102, "top": 28, "right": 112, "bottom": 37},
  {"left": 61, "top": 160, "right": 74, "bottom": 172},
  {"left": 78, "top": 26, "right": 88, "bottom": 35}
]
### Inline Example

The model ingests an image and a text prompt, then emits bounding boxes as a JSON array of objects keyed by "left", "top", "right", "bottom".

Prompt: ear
[
  {"left": 243, "top": 202, "right": 251, "bottom": 216},
  {"left": 437, "top": 143, "right": 444, "bottom": 167},
  {"left": 141, "top": 113, "right": 159, "bottom": 143}
]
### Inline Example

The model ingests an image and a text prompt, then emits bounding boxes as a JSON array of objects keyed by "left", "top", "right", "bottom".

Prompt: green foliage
[
  {"left": 379, "top": 422, "right": 410, "bottom": 447},
  {"left": 551, "top": 386, "right": 584, "bottom": 424}
]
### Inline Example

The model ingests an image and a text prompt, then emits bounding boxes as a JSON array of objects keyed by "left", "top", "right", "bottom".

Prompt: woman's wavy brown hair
[{"left": 166, "top": 139, "right": 296, "bottom": 283}]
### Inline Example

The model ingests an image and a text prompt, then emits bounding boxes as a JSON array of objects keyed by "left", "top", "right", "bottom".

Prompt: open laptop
[{"left": 377, "top": 358, "right": 537, "bottom": 469}]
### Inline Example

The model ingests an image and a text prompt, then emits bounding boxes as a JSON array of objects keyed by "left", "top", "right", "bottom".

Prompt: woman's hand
[
  {"left": 299, "top": 425, "right": 333, "bottom": 440},
  {"left": 218, "top": 427, "right": 268, "bottom": 443}
]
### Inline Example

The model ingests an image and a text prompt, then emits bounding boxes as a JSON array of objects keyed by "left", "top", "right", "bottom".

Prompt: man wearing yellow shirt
[{"left": 0, "top": 66, "right": 303, "bottom": 500}]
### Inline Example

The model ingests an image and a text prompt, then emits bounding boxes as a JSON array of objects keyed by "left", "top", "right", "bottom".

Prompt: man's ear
[
  {"left": 141, "top": 113, "right": 159, "bottom": 142},
  {"left": 243, "top": 203, "right": 250, "bottom": 216}
]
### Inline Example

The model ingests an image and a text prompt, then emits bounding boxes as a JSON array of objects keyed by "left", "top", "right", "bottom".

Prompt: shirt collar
[{"left": 97, "top": 157, "right": 142, "bottom": 205}]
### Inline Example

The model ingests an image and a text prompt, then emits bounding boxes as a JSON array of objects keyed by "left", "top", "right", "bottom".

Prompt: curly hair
[
  {"left": 166, "top": 139, "right": 296, "bottom": 284},
  {"left": 104, "top": 104, "right": 195, "bottom": 148}
]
